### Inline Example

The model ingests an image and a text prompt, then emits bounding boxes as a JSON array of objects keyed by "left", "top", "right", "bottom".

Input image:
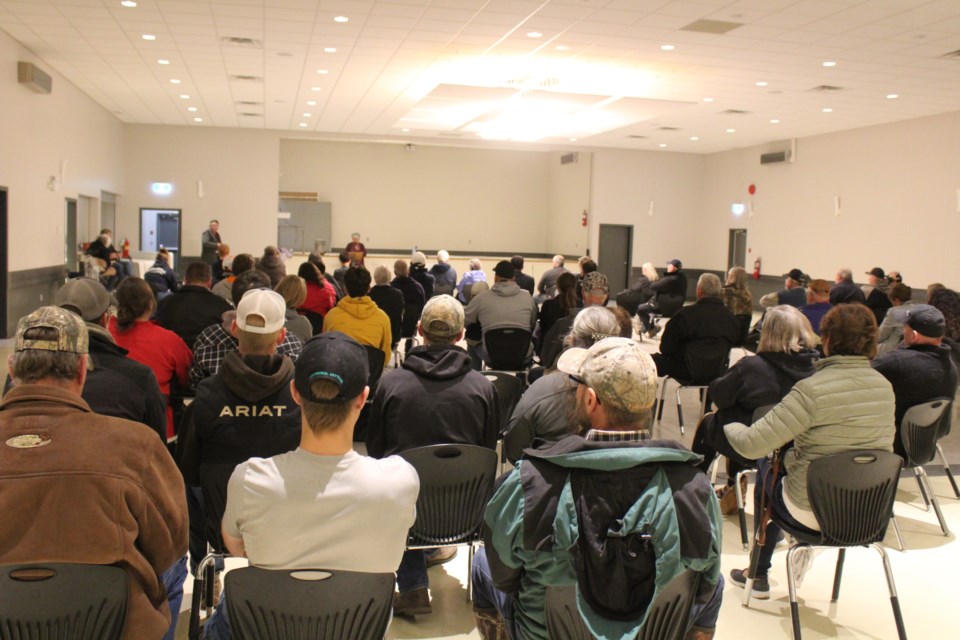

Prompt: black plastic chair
[
  {"left": 0, "top": 563, "right": 128, "bottom": 640},
  {"left": 395, "top": 302, "right": 424, "bottom": 366},
  {"left": 742, "top": 449, "right": 906, "bottom": 640},
  {"left": 301, "top": 310, "right": 324, "bottom": 336},
  {"left": 398, "top": 444, "right": 498, "bottom": 601},
  {"left": 226, "top": 567, "right": 394, "bottom": 640},
  {"left": 483, "top": 328, "right": 533, "bottom": 372},
  {"left": 544, "top": 569, "right": 701, "bottom": 640},
  {"left": 900, "top": 398, "right": 956, "bottom": 535},
  {"left": 482, "top": 370, "right": 527, "bottom": 472},
  {"left": 655, "top": 349, "right": 730, "bottom": 436}
]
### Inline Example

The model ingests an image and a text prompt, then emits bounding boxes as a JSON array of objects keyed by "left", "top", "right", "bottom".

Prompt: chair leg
[
  {"left": 709, "top": 455, "right": 721, "bottom": 485},
  {"left": 831, "top": 548, "right": 845, "bottom": 602},
  {"left": 675, "top": 386, "right": 685, "bottom": 435},
  {"left": 890, "top": 512, "right": 906, "bottom": 552},
  {"left": 936, "top": 445, "right": 960, "bottom": 498},
  {"left": 735, "top": 470, "right": 749, "bottom": 550},
  {"left": 918, "top": 467, "right": 950, "bottom": 535},
  {"left": 873, "top": 543, "right": 908, "bottom": 640},
  {"left": 914, "top": 468, "right": 930, "bottom": 510},
  {"left": 656, "top": 378, "right": 669, "bottom": 425},
  {"left": 467, "top": 543, "right": 475, "bottom": 603},
  {"left": 189, "top": 554, "right": 219, "bottom": 640},
  {"left": 742, "top": 536, "right": 763, "bottom": 608},
  {"left": 786, "top": 545, "right": 803, "bottom": 640}
]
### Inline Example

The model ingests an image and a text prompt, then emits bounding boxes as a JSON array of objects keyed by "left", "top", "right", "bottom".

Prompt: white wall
[
  {"left": 546, "top": 152, "right": 591, "bottom": 257},
  {"left": 699, "top": 111, "right": 960, "bottom": 288},
  {"left": 122, "top": 125, "right": 281, "bottom": 259},
  {"left": 589, "top": 149, "right": 707, "bottom": 267},
  {"left": 0, "top": 30, "right": 124, "bottom": 271},
  {"left": 279, "top": 139, "right": 551, "bottom": 254}
]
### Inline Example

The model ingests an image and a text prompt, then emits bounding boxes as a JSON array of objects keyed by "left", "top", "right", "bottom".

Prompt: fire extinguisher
[
  {"left": 753, "top": 257, "right": 761, "bottom": 280},
  {"left": 122, "top": 238, "right": 130, "bottom": 259},
  {"left": 581, "top": 210, "right": 588, "bottom": 227}
]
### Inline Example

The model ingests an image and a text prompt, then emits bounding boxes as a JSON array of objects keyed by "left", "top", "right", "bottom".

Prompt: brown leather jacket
[{"left": 0, "top": 384, "right": 188, "bottom": 640}]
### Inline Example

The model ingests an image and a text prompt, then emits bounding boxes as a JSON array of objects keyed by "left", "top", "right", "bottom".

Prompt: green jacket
[
  {"left": 483, "top": 436, "right": 722, "bottom": 640},
  {"left": 725, "top": 355, "right": 895, "bottom": 510}
]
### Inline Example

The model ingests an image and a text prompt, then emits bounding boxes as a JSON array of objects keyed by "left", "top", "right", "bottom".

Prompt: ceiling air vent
[
  {"left": 626, "top": 135, "right": 647, "bottom": 139},
  {"left": 230, "top": 75, "right": 263, "bottom": 82},
  {"left": 657, "top": 126, "right": 680, "bottom": 131},
  {"left": 221, "top": 36, "right": 262, "bottom": 48},
  {"left": 720, "top": 109, "right": 750, "bottom": 115},
  {"left": 238, "top": 112, "right": 263, "bottom": 117},
  {"left": 560, "top": 152, "right": 579, "bottom": 165},
  {"left": 809, "top": 85, "right": 844, "bottom": 92},
  {"left": 680, "top": 19, "right": 743, "bottom": 35},
  {"left": 236, "top": 100, "right": 262, "bottom": 106},
  {"left": 940, "top": 49, "right": 960, "bottom": 59}
]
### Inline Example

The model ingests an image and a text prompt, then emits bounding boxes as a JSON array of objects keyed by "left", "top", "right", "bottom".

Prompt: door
[
  {"left": 728, "top": 229, "right": 747, "bottom": 269},
  {"left": 140, "top": 208, "right": 181, "bottom": 266},
  {"left": 598, "top": 224, "right": 633, "bottom": 295},
  {"left": 0, "top": 187, "right": 6, "bottom": 336},
  {"left": 65, "top": 198, "right": 78, "bottom": 272}
]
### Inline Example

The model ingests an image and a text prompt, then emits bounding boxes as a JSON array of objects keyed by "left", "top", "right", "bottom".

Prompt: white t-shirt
[{"left": 223, "top": 448, "right": 419, "bottom": 572}]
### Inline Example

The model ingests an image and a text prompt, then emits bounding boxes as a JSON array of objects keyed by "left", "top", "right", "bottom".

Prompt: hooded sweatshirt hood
[
  {"left": 492, "top": 281, "right": 522, "bottom": 297},
  {"left": 221, "top": 350, "right": 294, "bottom": 402},
  {"left": 758, "top": 350, "right": 818, "bottom": 381},
  {"left": 432, "top": 262, "right": 452, "bottom": 274},
  {"left": 336, "top": 295, "right": 381, "bottom": 320},
  {"left": 402, "top": 344, "right": 472, "bottom": 380}
]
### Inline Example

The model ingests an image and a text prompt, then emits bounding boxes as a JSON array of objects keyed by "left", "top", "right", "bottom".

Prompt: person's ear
[
  {"left": 289, "top": 379, "right": 303, "bottom": 406},
  {"left": 276, "top": 327, "right": 286, "bottom": 346}
]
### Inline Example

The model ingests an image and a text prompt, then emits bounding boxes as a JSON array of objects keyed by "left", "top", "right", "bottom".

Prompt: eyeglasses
[{"left": 569, "top": 374, "right": 601, "bottom": 404}]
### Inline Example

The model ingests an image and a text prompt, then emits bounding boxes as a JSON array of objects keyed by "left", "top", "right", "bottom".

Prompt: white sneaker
[{"left": 791, "top": 546, "right": 816, "bottom": 588}]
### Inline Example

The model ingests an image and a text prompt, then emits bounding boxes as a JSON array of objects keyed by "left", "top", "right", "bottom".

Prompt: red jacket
[
  {"left": 299, "top": 280, "right": 337, "bottom": 318},
  {"left": 0, "top": 384, "right": 188, "bottom": 640}
]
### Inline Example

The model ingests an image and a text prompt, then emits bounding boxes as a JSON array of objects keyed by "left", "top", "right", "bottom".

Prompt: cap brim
[{"left": 556, "top": 347, "right": 589, "bottom": 376}]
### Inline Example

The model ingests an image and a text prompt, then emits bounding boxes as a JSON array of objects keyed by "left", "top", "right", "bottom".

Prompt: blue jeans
[
  {"left": 397, "top": 550, "right": 429, "bottom": 593},
  {"left": 753, "top": 456, "right": 819, "bottom": 576},
  {"left": 203, "top": 592, "right": 231, "bottom": 640},
  {"left": 161, "top": 555, "right": 188, "bottom": 640}
]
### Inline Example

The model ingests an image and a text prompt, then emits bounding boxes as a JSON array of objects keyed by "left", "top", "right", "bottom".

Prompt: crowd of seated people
[{"left": 3, "top": 240, "right": 960, "bottom": 640}]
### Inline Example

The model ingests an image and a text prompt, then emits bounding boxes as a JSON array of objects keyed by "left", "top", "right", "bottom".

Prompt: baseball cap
[
  {"left": 411, "top": 251, "right": 427, "bottom": 265},
  {"left": 294, "top": 332, "right": 369, "bottom": 403},
  {"left": 582, "top": 272, "right": 609, "bottom": 296},
  {"left": 494, "top": 260, "right": 515, "bottom": 279},
  {"left": 783, "top": 268, "right": 805, "bottom": 282},
  {"left": 557, "top": 337, "right": 658, "bottom": 413},
  {"left": 15, "top": 306, "right": 89, "bottom": 355},
  {"left": 905, "top": 304, "right": 946, "bottom": 338},
  {"left": 666, "top": 259, "right": 682, "bottom": 269},
  {"left": 807, "top": 279, "right": 831, "bottom": 295},
  {"left": 55, "top": 278, "right": 110, "bottom": 322},
  {"left": 420, "top": 294, "right": 464, "bottom": 338},
  {"left": 235, "top": 289, "right": 286, "bottom": 334},
  {"left": 866, "top": 267, "right": 886, "bottom": 279}
]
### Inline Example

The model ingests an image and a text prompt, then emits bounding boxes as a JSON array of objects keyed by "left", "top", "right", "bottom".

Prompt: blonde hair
[
  {"left": 727, "top": 266, "right": 749, "bottom": 290},
  {"left": 275, "top": 275, "right": 307, "bottom": 309},
  {"left": 641, "top": 262, "right": 659, "bottom": 282},
  {"left": 236, "top": 315, "right": 282, "bottom": 354},
  {"left": 758, "top": 305, "right": 818, "bottom": 354},
  {"left": 373, "top": 265, "right": 391, "bottom": 285}
]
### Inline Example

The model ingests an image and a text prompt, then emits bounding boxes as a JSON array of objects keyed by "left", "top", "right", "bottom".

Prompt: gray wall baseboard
[{"left": 6, "top": 265, "right": 67, "bottom": 338}]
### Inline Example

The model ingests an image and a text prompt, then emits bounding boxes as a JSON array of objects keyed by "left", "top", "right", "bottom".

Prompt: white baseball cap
[{"left": 236, "top": 289, "right": 286, "bottom": 334}]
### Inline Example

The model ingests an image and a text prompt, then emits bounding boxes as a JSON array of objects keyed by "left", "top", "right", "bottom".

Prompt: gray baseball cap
[
  {"left": 420, "top": 294, "right": 464, "bottom": 338},
  {"left": 557, "top": 337, "right": 657, "bottom": 413},
  {"left": 55, "top": 278, "right": 110, "bottom": 322}
]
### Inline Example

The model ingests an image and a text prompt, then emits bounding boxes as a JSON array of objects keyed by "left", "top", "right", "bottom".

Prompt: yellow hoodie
[{"left": 322, "top": 295, "right": 392, "bottom": 365}]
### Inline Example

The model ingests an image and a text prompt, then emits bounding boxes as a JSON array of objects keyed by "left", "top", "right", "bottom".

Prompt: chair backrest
[
  {"left": 901, "top": 398, "right": 953, "bottom": 466},
  {"left": 481, "top": 371, "right": 526, "bottom": 435},
  {"left": 483, "top": 328, "right": 533, "bottom": 371},
  {"left": 363, "top": 345, "right": 386, "bottom": 390},
  {"left": 199, "top": 462, "right": 239, "bottom": 553},
  {"left": 301, "top": 310, "right": 324, "bottom": 336},
  {"left": 225, "top": 567, "right": 394, "bottom": 640},
  {"left": 806, "top": 449, "right": 903, "bottom": 547},
  {"left": 400, "top": 302, "right": 422, "bottom": 339},
  {"left": 752, "top": 404, "right": 776, "bottom": 423},
  {"left": 656, "top": 293, "right": 685, "bottom": 318},
  {"left": 544, "top": 570, "right": 701, "bottom": 640},
  {"left": 0, "top": 563, "right": 128, "bottom": 640},
  {"left": 398, "top": 444, "right": 498, "bottom": 545},
  {"left": 734, "top": 313, "right": 752, "bottom": 346},
  {"left": 683, "top": 348, "right": 730, "bottom": 385}
]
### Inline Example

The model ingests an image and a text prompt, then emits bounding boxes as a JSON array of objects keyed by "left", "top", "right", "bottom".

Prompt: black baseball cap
[
  {"left": 783, "top": 268, "right": 805, "bottom": 282},
  {"left": 666, "top": 259, "right": 682, "bottom": 269},
  {"left": 294, "top": 332, "right": 369, "bottom": 403},
  {"left": 905, "top": 304, "right": 946, "bottom": 338},
  {"left": 494, "top": 260, "right": 515, "bottom": 279}
]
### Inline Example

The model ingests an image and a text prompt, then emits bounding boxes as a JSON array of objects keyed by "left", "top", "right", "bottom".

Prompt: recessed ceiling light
[
  {"left": 822, "top": 107, "right": 833, "bottom": 112},
  {"left": 187, "top": 107, "right": 197, "bottom": 112},
  {"left": 660, "top": 44, "right": 675, "bottom": 51},
  {"left": 141, "top": 34, "right": 156, "bottom": 41},
  {"left": 822, "top": 61, "right": 837, "bottom": 67},
  {"left": 324, "top": 47, "right": 337, "bottom": 53},
  {"left": 887, "top": 93, "right": 899, "bottom": 99},
  {"left": 726, "top": 128, "right": 736, "bottom": 133},
  {"left": 157, "top": 59, "right": 170, "bottom": 65},
  {"left": 302, "top": 112, "right": 312, "bottom": 117},
  {"left": 402, "top": 128, "right": 410, "bottom": 132},
  {"left": 311, "top": 87, "right": 322, "bottom": 92},
  {"left": 170, "top": 78, "right": 181, "bottom": 84},
  {"left": 120, "top": 1, "right": 137, "bottom": 7},
  {"left": 193, "top": 117, "right": 203, "bottom": 122},
  {"left": 569, "top": 137, "right": 577, "bottom": 142},
  {"left": 755, "top": 81, "right": 768, "bottom": 87},
  {"left": 659, "top": 143, "right": 668, "bottom": 148},
  {"left": 555, "top": 45, "right": 571, "bottom": 51},
  {"left": 316, "top": 69, "right": 329, "bottom": 74},
  {"left": 179, "top": 94, "right": 190, "bottom": 99},
  {"left": 306, "top": 100, "right": 317, "bottom": 106},
  {"left": 770, "top": 118, "right": 780, "bottom": 124},
  {"left": 334, "top": 16, "right": 349, "bottom": 23},
  {"left": 703, "top": 97, "right": 714, "bottom": 102},
  {"left": 690, "top": 136, "right": 699, "bottom": 141},
  {"left": 527, "top": 31, "right": 542, "bottom": 38},
  {"left": 299, "top": 122, "right": 308, "bottom": 127}
]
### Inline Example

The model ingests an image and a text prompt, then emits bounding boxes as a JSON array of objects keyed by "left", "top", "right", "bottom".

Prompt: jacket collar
[{"left": 0, "top": 383, "right": 92, "bottom": 414}]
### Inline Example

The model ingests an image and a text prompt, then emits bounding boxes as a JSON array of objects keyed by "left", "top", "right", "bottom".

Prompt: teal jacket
[{"left": 483, "top": 436, "right": 722, "bottom": 640}]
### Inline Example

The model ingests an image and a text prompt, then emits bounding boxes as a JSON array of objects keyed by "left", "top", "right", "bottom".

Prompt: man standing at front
[
  {"left": 203, "top": 332, "right": 419, "bottom": 639},
  {"left": 0, "top": 307, "right": 188, "bottom": 640},
  {"left": 471, "top": 338, "right": 723, "bottom": 640},
  {"left": 201, "top": 219, "right": 222, "bottom": 265}
]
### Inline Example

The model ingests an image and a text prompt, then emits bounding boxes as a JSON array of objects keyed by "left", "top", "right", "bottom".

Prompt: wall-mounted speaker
[{"left": 18, "top": 62, "right": 52, "bottom": 94}]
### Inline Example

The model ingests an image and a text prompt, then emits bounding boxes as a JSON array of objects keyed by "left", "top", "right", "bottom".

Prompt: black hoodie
[
  {"left": 366, "top": 344, "right": 499, "bottom": 458},
  {"left": 177, "top": 351, "right": 301, "bottom": 485},
  {"left": 709, "top": 350, "right": 818, "bottom": 427}
]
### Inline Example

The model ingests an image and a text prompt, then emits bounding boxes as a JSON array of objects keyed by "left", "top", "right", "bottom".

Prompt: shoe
[
  {"left": 426, "top": 546, "right": 458, "bottom": 567},
  {"left": 730, "top": 568, "right": 770, "bottom": 600},
  {"left": 393, "top": 587, "right": 432, "bottom": 618},
  {"left": 473, "top": 607, "right": 508, "bottom": 640},
  {"left": 647, "top": 324, "right": 662, "bottom": 339},
  {"left": 718, "top": 485, "right": 739, "bottom": 516}
]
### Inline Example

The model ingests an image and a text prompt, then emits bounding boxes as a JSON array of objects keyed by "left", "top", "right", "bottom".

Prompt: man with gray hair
[
  {"left": 829, "top": 267, "right": 865, "bottom": 305},
  {"left": 429, "top": 249, "right": 458, "bottom": 296},
  {"left": 367, "top": 294, "right": 499, "bottom": 618},
  {"left": 653, "top": 273, "right": 741, "bottom": 381},
  {"left": 0, "top": 306, "right": 188, "bottom": 640},
  {"left": 536, "top": 254, "right": 567, "bottom": 303}
]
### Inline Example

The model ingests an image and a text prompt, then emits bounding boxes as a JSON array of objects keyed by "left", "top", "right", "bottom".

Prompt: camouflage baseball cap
[
  {"left": 557, "top": 337, "right": 657, "bottom": 413},
  {"left": 582, "top": 271, "right": 609, "bottom": 295},
  {"left": 420, "top": 294, "right": 464, "bottom": 338},
  {"left": 15, "top": 306, "right": 89, "bottom": 354}
]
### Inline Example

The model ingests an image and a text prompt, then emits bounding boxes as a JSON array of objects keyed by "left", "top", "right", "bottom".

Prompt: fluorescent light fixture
[
  {"left": 151, "top": 182, "right": 172, "bottom": 195},
  {"left": 402, "top": 128, "right": 410, "bottom": 132},
  {"left": 756, "top": 81, "right": 768, "bottom": 87},
  {"left": 170, "top": 78, "right": 181, "bottom": 84},
  {"left": 703, "top": 97, "right": 714, "bottom": 102},
  {"left": 311, "top": 86, "right": 322, "bottom": 92},
  {"left": 887, "top": 93, "right": 899, "bottom": 99},
  {"left": 555, "top": 45, "right": 571, "bottom": 51},
  {"left": 302, "top": 112, "right": 312, "bottom": 117},
  {"left": 822, "top": 107, "right": 833, "bottom": 112},
  {"left": 316, "top": 69, "right": 329, "bottom": 75},
  {"left": 334, "top": 16, "right": 349, "bottom": 23},
  {"left": 569, "top": 137, "right": 577, "bottom": 141},
  {"left": 299, "top": 122, "right": 308, "bottom": 127},
  {"left": 306, "top": 100, "right": 317, "bottom": 106},
  {"left": 658, "top": 143, "right": 667, "bottom": 148},
  {"left": 726, "top": 128, "right": 735, "bottom": 133},
  {"left": 690, "top": 136, "right": 699, "bottom": 141},
  {"left": 660, "top": 44, "right": 675, "bottom": 51},
  {"left": 324, "top": 47, "right": 337, "bottom": 53},
  {"left": 121, "top": 1, "right": 137, "bottom": 7},
  {"left": 822, "top": 61, "right": 837, "bottom": 67},
  {"left": 193, "top": 117, "right": 203, "bottom": 122},
  {"left": 158, "top": 59, "right": 170, "bottom": 65},
  {"left": 732, "top": 203, "right": 745, "bottom": 216},
  {"left": 187, "top": 107, "right": 197, "bottom": 112},
  {"left": 527, "top": 31, "right": 542, "bottom": 38},
  {"left": 141, "top": 34, "right": 156, "bottom": 41},
  {"left": 770, "top": 118, "right": 780, "bottom": 123}
]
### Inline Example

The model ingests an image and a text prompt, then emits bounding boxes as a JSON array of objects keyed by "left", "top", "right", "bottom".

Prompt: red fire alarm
[{"left": 748, "top": 184, "right": 756, "bottom": 195}]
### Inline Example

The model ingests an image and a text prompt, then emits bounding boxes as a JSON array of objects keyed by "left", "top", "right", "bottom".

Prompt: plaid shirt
[
  {"left": 584, "top": 428, "right": 651, "bottom": 443},
  {"left": 188, "top": 323, "right": 303, "bottom": 391}
]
